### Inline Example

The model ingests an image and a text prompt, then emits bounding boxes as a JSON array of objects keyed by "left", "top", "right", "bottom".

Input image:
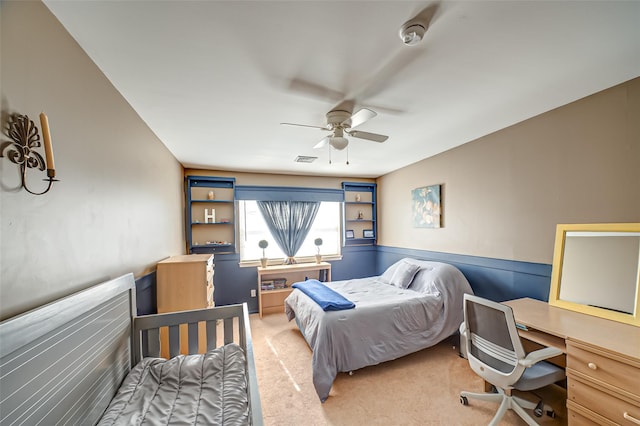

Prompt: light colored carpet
[{"left": 250, "top": 313, "right": 567, "bottom": 426}]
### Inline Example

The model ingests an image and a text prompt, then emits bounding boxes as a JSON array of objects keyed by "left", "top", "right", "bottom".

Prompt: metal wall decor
[{"left": 1, "top": 113, "right": 58, "bottom": 195}]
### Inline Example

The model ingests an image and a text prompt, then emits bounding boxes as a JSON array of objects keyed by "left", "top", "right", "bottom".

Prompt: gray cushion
[
  {"left": 409, "top": 267, "right": 439, "bottom": 294},
  {"left": 514, "top": 361, "right": 565, "bottom": 391},
  {"left": 381, "top": 259, "right": 420, "bottom": 289}
]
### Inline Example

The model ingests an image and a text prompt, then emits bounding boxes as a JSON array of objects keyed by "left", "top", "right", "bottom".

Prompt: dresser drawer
[
  {"left": 567, "top": 401, "right": 613, "bottom": 426},
  {"left": 568, "top": 375, "right": 640, "bottom": 425},
  {"left": 567, "top": 341, "right": 640, "bottom": 399}
]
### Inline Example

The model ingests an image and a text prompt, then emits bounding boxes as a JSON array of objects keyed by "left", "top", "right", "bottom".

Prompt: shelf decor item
[
  {"left": 314, "top": 238, "right": 323, "bottom": 263},
  {"left": 258, "top": 239, "right": 269, "bottom": 268},
  {"left": 363, "top": 229, "right": 374, "bottom": 239},
  {"left": 204, "top": 208, "right": 216, "bottom": 224},
  {"left": 345, "top": 230, "right": 355, "bottom": 239}
]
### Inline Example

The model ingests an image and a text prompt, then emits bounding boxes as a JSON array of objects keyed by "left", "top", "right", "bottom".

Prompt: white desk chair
[{"left": 459, "top": 294, "right": 565, "bottom": 425}]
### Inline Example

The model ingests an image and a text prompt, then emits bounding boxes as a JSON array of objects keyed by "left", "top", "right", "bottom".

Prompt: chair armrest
[{"left": 519, "top": 346, "right": 563, "bottom": 367}]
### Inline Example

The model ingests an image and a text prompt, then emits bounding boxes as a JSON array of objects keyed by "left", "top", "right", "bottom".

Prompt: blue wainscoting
[
  {"left": 135, "top": 271, "right": 157, "bottom": 315},
  {"left": 211, "top": 253, "right": 259, "bottom": 312},
  {"left": 213, "top": 246, "right": 377, "bottom": 314},
  {"left": 332, "top": 245, "right": 377, "bottom": 280},
  {"left": 133, "top": 246, "right": 549, "bottom": 316},
  {"left": 376, "top": 246, "right": 553, "bottom": 302}
]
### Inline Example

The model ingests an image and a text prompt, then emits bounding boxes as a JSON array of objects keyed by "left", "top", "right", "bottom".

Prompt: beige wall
[
  {"left": 378, "top": 78, "right": 640, "bottom": 264},
  {"left": 0, "top": 1, "right": 184, "bottom": 320}
]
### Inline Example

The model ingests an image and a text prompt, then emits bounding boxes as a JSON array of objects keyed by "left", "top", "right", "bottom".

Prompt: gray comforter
[
  {"left": 284, "top": 261, "right": 473, "bottom": 402},
  {"left": 98, "top": 343, "right": 249, "bottom": 425}
]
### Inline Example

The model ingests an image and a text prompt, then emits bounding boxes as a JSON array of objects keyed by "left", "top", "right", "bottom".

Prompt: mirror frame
[{"left": 549, "top": 223, "right": 640, "bottom": 327}]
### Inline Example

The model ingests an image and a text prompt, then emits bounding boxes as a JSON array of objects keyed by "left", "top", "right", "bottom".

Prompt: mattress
[{"left": 98, "top": 343, "right": 249, "bottom": 425}]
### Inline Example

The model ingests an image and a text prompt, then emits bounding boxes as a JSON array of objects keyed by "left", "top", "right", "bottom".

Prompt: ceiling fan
[{"left": 281, "top": 108, "right": 388, "bottom": 151}]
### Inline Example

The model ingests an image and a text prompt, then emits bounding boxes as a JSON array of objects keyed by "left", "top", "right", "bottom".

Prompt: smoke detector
[{"left": 399, "top": 20, "right": 426, "bottom": 46}]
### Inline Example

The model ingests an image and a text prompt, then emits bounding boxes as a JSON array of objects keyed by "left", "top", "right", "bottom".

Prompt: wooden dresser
[
  {"left": 566, "top": 340, "right": 640, "bottom": 425},
  {"left": 157, "top": 254, "right": 214, "bottom": 356},
  {"left": 504, "top": 298, "right": 640, "bottom": 425}
]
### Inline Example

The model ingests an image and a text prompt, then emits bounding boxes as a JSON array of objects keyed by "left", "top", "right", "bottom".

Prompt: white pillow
[
  {"left": 380, "top": 260, "right": 401, "bottom": 284},
  {"left": 381, "top": 259, "right": 420, "bottom": 289},
  {"left": 409, "top": 267, "right": 439, "bottom": 294},
  {"left": 380, "top": 258, "right": 413, "bottom": 283}
]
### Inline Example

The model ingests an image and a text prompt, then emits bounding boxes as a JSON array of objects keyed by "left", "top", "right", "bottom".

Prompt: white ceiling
[{"left": 43, "top": 1, "right": 640, "bottom": 178}]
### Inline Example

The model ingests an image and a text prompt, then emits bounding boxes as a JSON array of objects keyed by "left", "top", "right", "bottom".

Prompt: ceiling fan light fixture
[
  {"left": 329, "top": 136, "right": 348, "bottom": 150},
  {"left": 399, "top": 22, "right": 426, "bottom": 46}
]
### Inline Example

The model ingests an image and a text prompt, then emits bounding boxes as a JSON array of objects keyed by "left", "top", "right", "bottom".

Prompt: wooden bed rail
[
  {"left": 133, "top": 304, "right": 246, "bottom": 362},
  {"left": 133, "top": 302, "right": 263, "bottom": 425}
]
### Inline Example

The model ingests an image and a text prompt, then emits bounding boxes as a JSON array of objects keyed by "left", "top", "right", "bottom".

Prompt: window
[{"left": 239, "top": 200, "right": 341, "bottom": 262}]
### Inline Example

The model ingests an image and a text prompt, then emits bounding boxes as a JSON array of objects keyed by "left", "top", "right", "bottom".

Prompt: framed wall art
[{"left": 412, "top": 184, "right": 442, "bottom": 228}]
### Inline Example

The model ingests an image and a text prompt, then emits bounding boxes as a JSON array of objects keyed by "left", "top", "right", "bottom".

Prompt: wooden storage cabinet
[
  {"left": 186, "top": 176, "right": 236, "bottom": 254},
  {"left": 157, "top": 254, "right": 214, "bottom": 357},
  {"left": 566, "top": 340, "right": 640, "bottom": 425},
  {"left": 342, "top": 182, "right": 376, "bottom": 246},
  {"left": 258, "top": 262, "right": 331, "bottom": 318}
]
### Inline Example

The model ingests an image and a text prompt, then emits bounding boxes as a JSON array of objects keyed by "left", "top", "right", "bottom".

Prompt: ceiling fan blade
[
  {"left": 347, "top": 108, "right": 377, "bottom": 129},
  {"left": 280, "top": 122, "right": 328, "bottom": 130},
  {"left": 313, "top": 136, "right": 330, "bottom": 149},
  {"left": 347, "top": 130, "right": 388, "bottom": 143},
  {"left": 414, "top": 3, "right": 441, "bottom": 29},
  {"left": 348, "top": 5, "right": 441, "bottom": 103},
  {"left": 287, "top": 78, "right": 345, "bottom": 103}
]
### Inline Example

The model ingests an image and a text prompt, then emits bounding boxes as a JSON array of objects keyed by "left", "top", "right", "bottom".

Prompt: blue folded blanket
[{"left": 292, "top": 279, "right": 355, "bottom": 311}]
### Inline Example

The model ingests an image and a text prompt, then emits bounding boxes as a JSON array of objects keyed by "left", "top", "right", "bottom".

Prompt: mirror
[{"left": 549, "top": 223, "right": 640, "bottom": 327}]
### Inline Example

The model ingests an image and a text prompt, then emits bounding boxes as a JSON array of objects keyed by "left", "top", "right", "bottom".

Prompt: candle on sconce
[{"left": 39, "top": 112, "right": 55, "bottom": 177}]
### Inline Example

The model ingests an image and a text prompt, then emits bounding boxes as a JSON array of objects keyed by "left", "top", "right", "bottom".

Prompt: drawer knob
[
  {"left": 587, "top": 362, "right": 597, "bottom": 370},
  {"left": 624, "top": 412, "right": 640, "bottom": 425}
]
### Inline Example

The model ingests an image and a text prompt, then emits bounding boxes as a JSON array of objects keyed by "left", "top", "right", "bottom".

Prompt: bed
[
  {"left": 0, "top": 273, "right": 263, "bottom": 425},
  {"left": 284, "top": 258, "right": 474, "bottom": 402}
]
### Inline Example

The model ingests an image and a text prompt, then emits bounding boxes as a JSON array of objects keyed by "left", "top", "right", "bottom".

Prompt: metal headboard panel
[{"left": 0, "top": 274, "right": 135, "bottom": 425}]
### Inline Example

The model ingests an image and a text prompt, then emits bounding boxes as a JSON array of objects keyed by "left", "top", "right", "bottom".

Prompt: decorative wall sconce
[{"left": 1, "top": 113, "right": 58, "bottom": 195}]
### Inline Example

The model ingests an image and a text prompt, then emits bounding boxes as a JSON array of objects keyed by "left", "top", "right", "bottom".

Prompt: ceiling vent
[{"left": 295, "top": 155, "right": 317, "bottom": 163}]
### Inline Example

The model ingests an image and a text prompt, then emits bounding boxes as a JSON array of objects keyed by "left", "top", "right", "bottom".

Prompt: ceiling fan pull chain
[{"left": 346, "top": 145, "right": 350, "bottom": 165}]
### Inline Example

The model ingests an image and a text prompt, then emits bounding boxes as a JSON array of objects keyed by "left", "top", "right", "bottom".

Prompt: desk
[
  {"left": 505, "top": 298, "right": 640, "bottom": 425},
  {"left": 257, "top": 262, "right": 331, "bottom": 318}
]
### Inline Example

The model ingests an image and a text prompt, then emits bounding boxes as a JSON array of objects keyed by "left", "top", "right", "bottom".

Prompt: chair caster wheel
[
  {"left": 546, "top": 410, "right": 556, "bottom": 418},
  {"left": 534, "top": 401, "right": 544, "bottom": 417},
  {"left": 460, "top": 395, "right": 469, "bottom": 406}
]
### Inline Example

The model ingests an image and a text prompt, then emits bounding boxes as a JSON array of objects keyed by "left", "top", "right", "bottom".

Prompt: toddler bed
[
  {"left": 284, "top": 258, "right": 474, "bottom": 402},
  {"left": 0, "top": 273, "right": 262, "bottom": 425}
]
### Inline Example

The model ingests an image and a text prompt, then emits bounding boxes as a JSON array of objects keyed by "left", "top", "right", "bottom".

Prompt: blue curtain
[{"left": 257, "top": 201, "right": 320, "bottom": 264}]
